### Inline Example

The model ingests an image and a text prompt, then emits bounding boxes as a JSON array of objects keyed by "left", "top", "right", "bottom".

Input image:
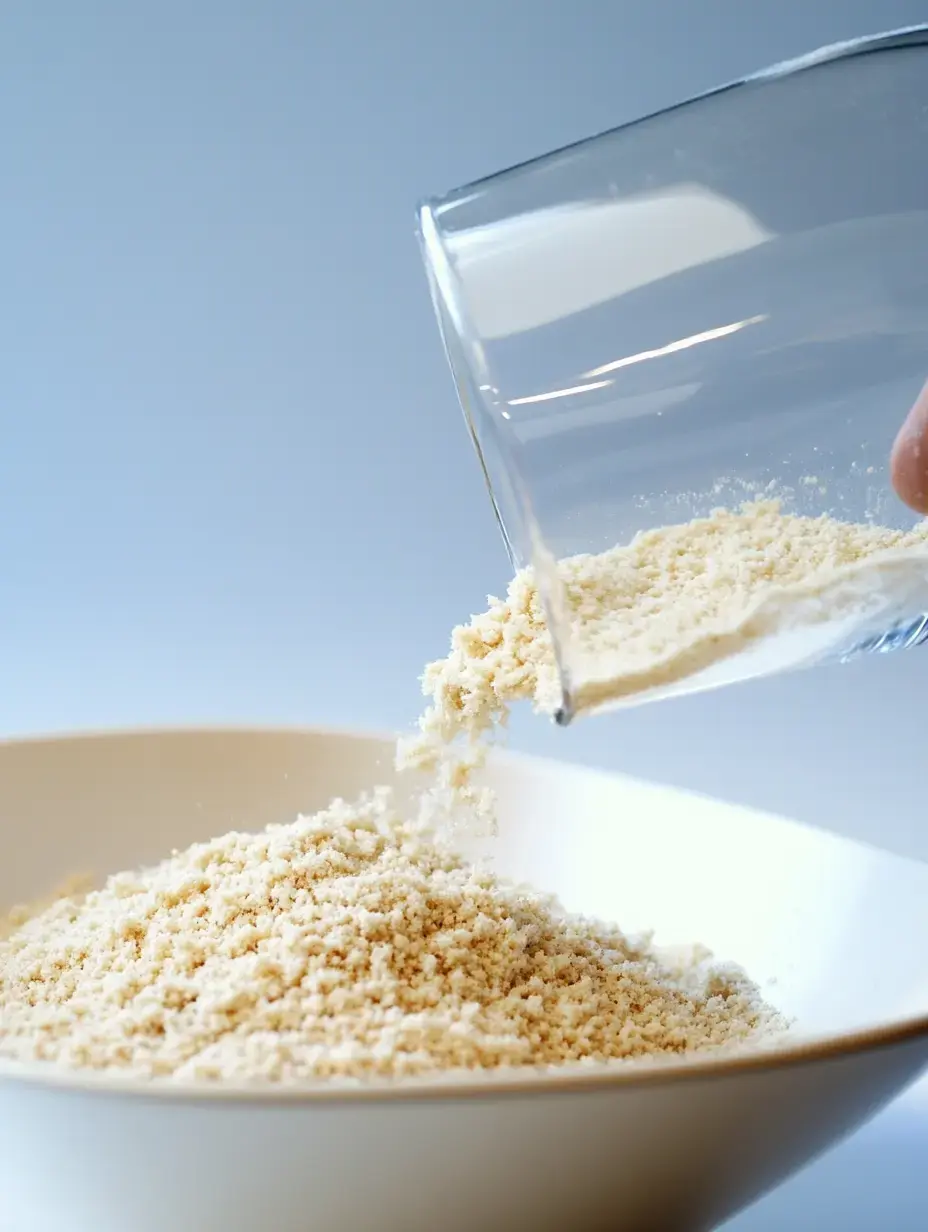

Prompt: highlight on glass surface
[{"left": 417, "top": 26, "right": 928, "bottom": 725}]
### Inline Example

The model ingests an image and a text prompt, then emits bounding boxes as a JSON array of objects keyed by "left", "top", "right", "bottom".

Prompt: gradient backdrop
[{"left": 1, "top": 3, "right": 926, "bottom": 1227}]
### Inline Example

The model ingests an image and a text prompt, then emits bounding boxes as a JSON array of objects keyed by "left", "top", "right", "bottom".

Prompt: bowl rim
[{"left": 0, "top": 723, "right": 926, "bottom": 1106}]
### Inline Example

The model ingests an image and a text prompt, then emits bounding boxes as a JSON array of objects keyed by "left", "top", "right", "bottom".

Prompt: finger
[{"left": 890, "top": 380, "right": 928, "bottom": 514}]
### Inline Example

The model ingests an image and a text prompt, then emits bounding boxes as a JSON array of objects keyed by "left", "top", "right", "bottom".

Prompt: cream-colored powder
[
  {"left": 9, "top": 499, "right": 876, "bottom": 1081},
  {"left": 399, "top": 500, "right": 928, "bottom": 813},
  {"left": 0, "top": 790, "right": 781, "bottom": 1080}
]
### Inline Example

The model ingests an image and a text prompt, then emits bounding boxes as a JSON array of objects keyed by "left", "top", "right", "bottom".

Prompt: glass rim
[{"left": 416, "top": 23, "right": 928, "bottom": 216}]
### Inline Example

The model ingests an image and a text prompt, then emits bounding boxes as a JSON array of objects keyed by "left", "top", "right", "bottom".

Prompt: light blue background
[{"left": 1, "top": 3, "right": 926, "bottom": 1227}]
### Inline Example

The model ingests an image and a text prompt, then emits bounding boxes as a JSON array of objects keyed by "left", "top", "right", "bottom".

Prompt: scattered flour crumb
[{"left": 0, "top": 790, "right": 783, "bottom": 1081}]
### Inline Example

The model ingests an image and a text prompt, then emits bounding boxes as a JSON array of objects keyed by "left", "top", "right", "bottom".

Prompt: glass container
[{"left": 417, "top": 26, "right": 928, "bottom": 723}]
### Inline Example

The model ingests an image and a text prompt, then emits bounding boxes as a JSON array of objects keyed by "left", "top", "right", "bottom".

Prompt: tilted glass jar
[{"left": 418, "top": 26, "right": 928, "bottom": 723}]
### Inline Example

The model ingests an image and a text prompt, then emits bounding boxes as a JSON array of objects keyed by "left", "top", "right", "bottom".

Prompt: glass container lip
[{"left": 416, "top": 24, "right": 928, "bottom": 216}]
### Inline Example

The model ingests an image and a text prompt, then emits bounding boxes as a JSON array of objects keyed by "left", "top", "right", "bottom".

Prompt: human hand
[{"left": 891, "top": 382, "right": 928, "bottom": 514}]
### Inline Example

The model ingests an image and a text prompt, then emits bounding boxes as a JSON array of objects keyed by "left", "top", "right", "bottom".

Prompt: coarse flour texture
[
  {"left": 6, "top": 498, "right": 896, "bottom": 1081},
  {"left": 0, "top": 792, "right": 781, "bottom": 1081},
  {"left": 399, "top": 500, "right": 928, "bottom": 814}
]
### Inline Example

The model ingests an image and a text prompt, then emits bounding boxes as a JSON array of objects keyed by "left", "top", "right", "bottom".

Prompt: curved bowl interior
[
  {"left": 0, "top": 727, "right": 926, "bottom": 1232},
  {"left": 2, "top": 726, "right": 927, "bottom": 1041}
]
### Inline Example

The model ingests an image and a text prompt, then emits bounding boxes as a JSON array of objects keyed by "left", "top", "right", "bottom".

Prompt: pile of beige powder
[
  {"left": 0, "top": 791, "right": 781, "bottom": 1081},
  {"left": 10, "top": 496, "right": 915, "bottom": 1081}
]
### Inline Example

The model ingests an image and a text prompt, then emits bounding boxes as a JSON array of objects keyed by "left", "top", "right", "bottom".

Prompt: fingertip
[{"left": 891, "top": 380, "right": 928, "bottom": 515}]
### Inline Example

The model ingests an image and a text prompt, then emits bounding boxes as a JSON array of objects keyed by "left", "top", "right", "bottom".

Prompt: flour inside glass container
[{"left": 399, "top": 499, "right": 928, "bottom": 826}]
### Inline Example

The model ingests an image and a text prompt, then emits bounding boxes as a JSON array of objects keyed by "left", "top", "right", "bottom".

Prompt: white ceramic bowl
[{"left": 0, "top": 727, "right": 926, "bottom": 1232}]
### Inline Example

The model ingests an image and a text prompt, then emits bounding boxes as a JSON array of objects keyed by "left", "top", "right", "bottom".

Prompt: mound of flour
[{"left": 0, "top": 791, "right": 782, "bottom": 1080}]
